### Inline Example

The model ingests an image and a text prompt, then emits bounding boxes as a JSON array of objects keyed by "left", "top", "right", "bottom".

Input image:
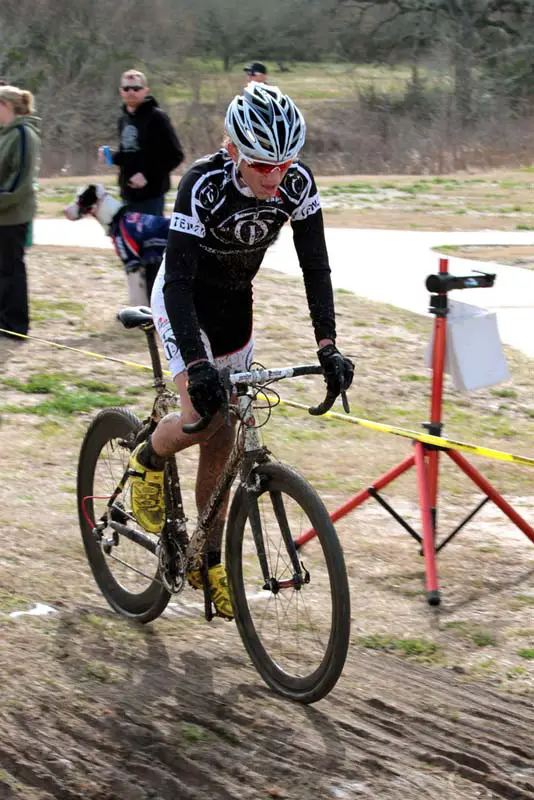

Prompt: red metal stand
[{"left": 297, "top": 257, "right": 534, "bottom": 606}]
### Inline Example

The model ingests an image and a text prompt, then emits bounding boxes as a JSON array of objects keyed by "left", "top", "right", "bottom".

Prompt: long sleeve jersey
[{"left": 163, "top": 149, "right": 336, "bottom": 365}]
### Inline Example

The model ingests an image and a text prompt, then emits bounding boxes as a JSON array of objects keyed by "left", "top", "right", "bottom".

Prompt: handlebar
[
  {"left": 182, "top": 364, "right": 351, "bottom": 435},
  {"left": 309, "top": 388, "right": 350, "bottom": 417},
  {"left": 183, "top": 414, "right": 214, "bottom": 435}
]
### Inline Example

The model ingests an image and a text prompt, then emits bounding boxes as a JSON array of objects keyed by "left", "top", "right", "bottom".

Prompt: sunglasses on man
[
  {"left": 238, "top": 152, "right": 293, "bottom": 174},
  {"left": 121, "top": 85, "right": 145, "bottom": 92}
]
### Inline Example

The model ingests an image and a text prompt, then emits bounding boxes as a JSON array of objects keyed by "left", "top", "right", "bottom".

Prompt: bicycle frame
[{"left": 106, "top": 311, "right": 325, "bottom": 606}]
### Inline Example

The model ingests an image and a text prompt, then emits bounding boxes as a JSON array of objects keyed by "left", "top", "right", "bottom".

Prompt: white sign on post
[{"left": 425, "top": 300, "right": 510, "bottom": 392}]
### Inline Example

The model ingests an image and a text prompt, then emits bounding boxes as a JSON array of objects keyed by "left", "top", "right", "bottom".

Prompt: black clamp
[{"left": 426, "top": 270, "right": 496, "bottom": 294}]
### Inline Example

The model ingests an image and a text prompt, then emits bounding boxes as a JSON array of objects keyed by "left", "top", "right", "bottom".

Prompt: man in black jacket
[{"left": 99, "top": 69, "right": 184, "bottom": 215}]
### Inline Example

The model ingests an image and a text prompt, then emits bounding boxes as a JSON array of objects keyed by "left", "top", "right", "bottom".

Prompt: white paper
[{"left": 425, "top": 300, "right": 510, "bottom": 392}]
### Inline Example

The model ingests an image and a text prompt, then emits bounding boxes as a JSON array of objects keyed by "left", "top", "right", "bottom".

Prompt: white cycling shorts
[{"left": 150, "top": 261, "right": 255, "bottom": 379}]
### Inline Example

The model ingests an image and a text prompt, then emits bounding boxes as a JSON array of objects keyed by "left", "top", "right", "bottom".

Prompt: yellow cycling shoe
[
  {"left": 128, "top": 443, "right": 165, "bottom": 534},
  {"left": 188, "top": 563, "right": 233, "bottom": 620}
]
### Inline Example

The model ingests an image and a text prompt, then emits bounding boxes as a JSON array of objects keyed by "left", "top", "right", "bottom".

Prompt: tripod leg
[{"left": 414, "top": 442, "right": 440, "bottom": 606}]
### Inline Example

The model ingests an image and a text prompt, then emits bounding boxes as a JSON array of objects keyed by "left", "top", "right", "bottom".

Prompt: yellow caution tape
[
  {"left": 0, "top": 328, "right": 169, "bottom": 374},
  {"left": 279, "top": 398, "right": 534, "bottom": 467},
  {"left": 2, "top": 328, "right": 533, "bottom": 467}
]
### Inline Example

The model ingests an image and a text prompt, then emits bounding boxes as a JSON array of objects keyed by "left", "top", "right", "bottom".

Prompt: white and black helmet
[{"left": 225, "top": 82, "right": 306, "bottom": 163}]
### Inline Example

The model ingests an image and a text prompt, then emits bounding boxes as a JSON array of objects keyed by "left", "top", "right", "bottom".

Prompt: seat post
[{"left": 142, "top": 324, "right": 165, "bottom": 385}]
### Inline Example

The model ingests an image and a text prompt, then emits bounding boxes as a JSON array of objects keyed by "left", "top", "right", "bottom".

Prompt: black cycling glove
[
  {"left": 317, "top": 344, "right": 354, "bottom": 396},
  {"left": 187, "top": 361, "right": 226, "bottom": 418}
]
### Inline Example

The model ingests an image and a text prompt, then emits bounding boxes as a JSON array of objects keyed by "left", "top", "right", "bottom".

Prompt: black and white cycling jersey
[{"left": 160, "top": 148, "right": 336, "bottom": 365}]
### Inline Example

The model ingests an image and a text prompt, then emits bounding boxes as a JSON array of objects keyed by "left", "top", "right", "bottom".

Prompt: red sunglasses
[{"left": 239, "top": 153, "right": 292, "bottom": 174}]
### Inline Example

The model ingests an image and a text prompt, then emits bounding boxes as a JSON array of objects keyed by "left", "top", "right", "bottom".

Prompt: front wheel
[
  {"left": 226, "top": 462, "right": 351, "bottom": 703},
  {"left": 77, "top": 407, "right": 170, "bottom": 623}
]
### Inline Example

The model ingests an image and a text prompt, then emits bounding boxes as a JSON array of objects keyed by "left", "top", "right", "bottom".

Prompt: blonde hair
[
  {"left": 120, "top": 69, "right": 147, "bottom": 87},
  {"left": 0, "top": 85, "right": 34, "bottom": 115}
]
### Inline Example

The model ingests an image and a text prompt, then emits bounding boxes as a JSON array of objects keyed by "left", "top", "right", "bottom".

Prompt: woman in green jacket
[{"left": 0, "top": 86, "right": 40, "bottom": 338}]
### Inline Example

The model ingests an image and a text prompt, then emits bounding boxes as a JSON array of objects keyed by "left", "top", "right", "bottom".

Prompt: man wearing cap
[{"left": 243, "top": 61, "right": 268, "bottom": 84}]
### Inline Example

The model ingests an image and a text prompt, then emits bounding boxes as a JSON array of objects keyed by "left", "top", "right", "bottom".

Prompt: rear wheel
[
  {"left": 77, "top": 407, "right": 170, "bottom": 622},
  {"left": 226, "top": 462, "right": 351, "bottom": 703}
]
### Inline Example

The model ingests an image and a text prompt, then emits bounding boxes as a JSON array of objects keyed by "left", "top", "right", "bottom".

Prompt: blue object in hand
[{"left": 101, "top": 146, "right": 113, "bottom": 166}]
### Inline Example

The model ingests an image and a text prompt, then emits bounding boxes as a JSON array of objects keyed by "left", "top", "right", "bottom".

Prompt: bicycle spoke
[
  {"left": 78, "top": 408, "right": 171, "bottom": 622},
  {"left": 268, "top": 490, "right": 302, "bottom": 575},
  {"left": 244, "top": 488, "right": 334, "bottom": 676},
  {"left": 93, "top": 438, "right": 159, "bottom": 593}
]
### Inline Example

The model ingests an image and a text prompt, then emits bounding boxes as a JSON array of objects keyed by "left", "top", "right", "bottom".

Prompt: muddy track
[{"left": 1, "top": 622, "right": 533, "bottom": 800}]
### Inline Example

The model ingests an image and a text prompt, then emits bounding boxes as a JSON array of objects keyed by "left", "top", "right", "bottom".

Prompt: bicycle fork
[{"left": 238, "top": 391, "right": 309, "bottom": 594}]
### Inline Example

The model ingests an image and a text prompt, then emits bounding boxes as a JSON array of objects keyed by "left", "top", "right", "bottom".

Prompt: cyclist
[{"left": 128, "top": 82, "right": 354, "bottom": 619}]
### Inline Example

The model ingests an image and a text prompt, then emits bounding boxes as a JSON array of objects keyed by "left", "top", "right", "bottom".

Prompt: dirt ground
[{"left": 1, "top": 214, "right": 533, "bottom": 798}]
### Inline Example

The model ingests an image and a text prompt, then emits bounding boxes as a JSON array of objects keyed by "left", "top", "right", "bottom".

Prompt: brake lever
[
  {"left": 308, "top": 388, "right": 351, "bottom": 417},
  {"left": 182, "top": 414, "right": 214, "bottom": 435},
  {"left": 182, "top": 387, "right": 232, "bottom": 436},
  {"left": 308, "top": 389, "right": 337, "bottom": 416}
]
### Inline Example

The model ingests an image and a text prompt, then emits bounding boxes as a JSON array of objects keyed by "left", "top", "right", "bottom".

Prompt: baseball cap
[{"left": 244, "top": 61, "right": 267, "bottom": 76}]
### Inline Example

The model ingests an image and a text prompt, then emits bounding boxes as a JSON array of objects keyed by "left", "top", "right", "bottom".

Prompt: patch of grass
[
  {"left": 2, "top": 373, "right": 63, "bottom": 393},
  {"left": 509, "top": 628, "right": 534, "bottom": 637},
  {"left": 513, "top": 594, "right": 534, "bottom": 606},
  {"left": 491, "top": 388, "right": 517, "bottom": 399},
  {"left": 471, "top": 658, "right": 498, "bottom": 675},
  {"left": 472, "top": 631, "right": 497, "bottom": 647},
  {"left": 507, "top": 665, "right": 529, "bottom": 679},
  {"left": 444, "top": 620, "right": 468, "bottom": 630},
  {"left": 358, "top": 633, "right": 440, "bottom": 660},
  {"left": 399, "top": 182, "right": 435, "bottom": 194},
  {"left": 181, "top": 723, "right": 212, "bottom": 742},
  {"left": 31, "top": 298, "right": 85, "bottom": 322},
  {"left": 1, "top": 371, "right": 129, "bottom": 416},
  {"left": 517, "top": 648, "right": 534, "bottom": 660},
  {"left": 124, "top": 386, "right": 147, "bottom": 395},
  {"left": 400, "top": 374, "right": 427, "bottom": 382},
  {"left": 82, "top": 660, "right": 126, "bottom": 683},
  {"left": 2, "top": 391, "right": 128, "bottom": 417},
  {"left": 0, "top": 589, "right": 31, "bottom": 613},
  {"left": 444, "top": 621, "right": 496, "bottom": 647},
  {"left": 435, "top": 245, "right": 460, "bottom": 253},
  {"left": 36, "top": 420, "right": 64, "bottom": 436},
  {"left": 73, "top": 378, "right": 117, "bottom": 393},
  {"left": 322, "top": 182, "right": 376, "bottom": 196}
]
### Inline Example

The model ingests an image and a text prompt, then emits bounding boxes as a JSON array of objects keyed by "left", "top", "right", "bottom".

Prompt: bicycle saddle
[{"left": 117, "top": 306, "right": 154, "bottom": 329}]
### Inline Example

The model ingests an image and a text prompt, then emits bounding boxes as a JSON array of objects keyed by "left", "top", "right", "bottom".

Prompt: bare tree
[{"left": 338, "top": 0, "right": 534, "bottom": 123}]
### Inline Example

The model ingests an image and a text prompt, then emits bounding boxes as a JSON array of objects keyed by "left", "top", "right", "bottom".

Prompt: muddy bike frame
[
  {"left": 296, "top": 257, "right": 534, "bottom": 606},
  {"left": 112, "top": 305, "right": 329, "bottom": 618}
]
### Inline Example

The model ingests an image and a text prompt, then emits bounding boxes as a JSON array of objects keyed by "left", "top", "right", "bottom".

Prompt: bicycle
[{"left": 77, "top": 306, "right": 351, "bottom": 703}]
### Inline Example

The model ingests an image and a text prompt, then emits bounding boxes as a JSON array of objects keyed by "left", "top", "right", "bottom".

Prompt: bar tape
[{"left": 2, "top": 327, "right": 534, "bottom": 468}]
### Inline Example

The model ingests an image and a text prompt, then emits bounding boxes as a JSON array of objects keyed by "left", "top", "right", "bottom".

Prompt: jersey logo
[
  {"left": 212, "top": 208, "right": 288, "bottom": 247},
  {"left": 283, "top": 171, "right": 306, "bottom": 200},
  {"left": 292, "top": 192, "right": 321, "bottom": 222},
  {"left": 198, "top": 182, "right": 221, "bottom": 209},
  {"left": 170, "top": 212, "right": 206, "bottom": 238}
]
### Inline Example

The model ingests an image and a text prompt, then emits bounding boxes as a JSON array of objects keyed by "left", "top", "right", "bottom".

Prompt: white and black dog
[{"left": 64, "top": 184, "right": 170, "bottom": 306}]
